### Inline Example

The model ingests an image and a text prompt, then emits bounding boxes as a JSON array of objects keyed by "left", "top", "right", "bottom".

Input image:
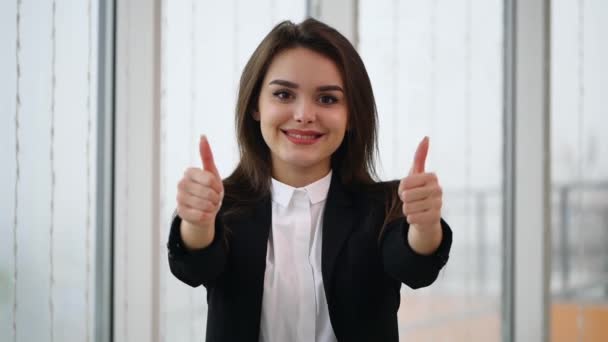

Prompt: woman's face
[{"left": 255, "top": 47, "right": 348, "bottom": 185}]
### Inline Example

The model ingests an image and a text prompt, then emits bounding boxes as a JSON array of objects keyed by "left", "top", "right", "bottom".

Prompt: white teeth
[{"left": 286, "top": 132, "right": 317, "bottom": 140}]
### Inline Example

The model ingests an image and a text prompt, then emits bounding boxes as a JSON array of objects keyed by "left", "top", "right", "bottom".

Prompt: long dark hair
[{"left": 222, "top": 18, "right": 403, "bottom": 235}]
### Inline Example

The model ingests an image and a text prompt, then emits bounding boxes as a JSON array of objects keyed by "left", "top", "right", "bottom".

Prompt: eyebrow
[{"left": 268, "top": 79, "right": 344, "bottom": 93}]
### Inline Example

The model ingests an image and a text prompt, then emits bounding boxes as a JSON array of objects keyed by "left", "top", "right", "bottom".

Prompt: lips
[{"left": 281, "top": 129, "right": 324, "bottom": 145}]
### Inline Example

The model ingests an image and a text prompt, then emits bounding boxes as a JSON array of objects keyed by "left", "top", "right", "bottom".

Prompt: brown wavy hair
[{"left": 222, "top": 18, "right": 403, "bottom": 237}]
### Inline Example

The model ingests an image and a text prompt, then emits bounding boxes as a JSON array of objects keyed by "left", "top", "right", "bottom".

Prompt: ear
[{"left": 252, "top": 110, "right": 261, "bottom": 121}]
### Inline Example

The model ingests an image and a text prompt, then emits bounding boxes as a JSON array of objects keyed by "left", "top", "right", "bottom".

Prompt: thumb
[
  {"left": 199, "top": 135, "right": 220, "bottom": 178},
  {"left": 409, "top": 136, "right": 429, "bottom": 175}
]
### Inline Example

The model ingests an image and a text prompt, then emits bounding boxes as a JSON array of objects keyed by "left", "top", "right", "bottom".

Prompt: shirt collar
[{"left": 271, "top": 170, "right": 333, "bottom": 207}]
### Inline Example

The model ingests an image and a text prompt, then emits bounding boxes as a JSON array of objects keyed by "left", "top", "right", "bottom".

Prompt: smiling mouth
[{"left": 281, "top": 129, "right": 324, "bottom": 145}]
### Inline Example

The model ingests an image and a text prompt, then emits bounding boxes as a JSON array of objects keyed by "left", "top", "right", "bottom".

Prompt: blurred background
[{"left": 1, "top": 0, "right": 606, "bottom": 341}]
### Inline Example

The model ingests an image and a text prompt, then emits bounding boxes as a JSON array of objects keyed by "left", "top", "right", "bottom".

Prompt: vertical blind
[{"left": 1, "top": 1, "right": 99, "bottom": 341}]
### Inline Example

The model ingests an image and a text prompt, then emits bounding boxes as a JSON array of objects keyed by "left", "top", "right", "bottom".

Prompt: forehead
[{"left": 263, "top": 47, "right": 344, "bottom": 87}]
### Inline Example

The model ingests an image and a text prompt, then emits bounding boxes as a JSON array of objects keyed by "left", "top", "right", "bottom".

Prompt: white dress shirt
[{"left": 259, "top": 170, "right": 337, "bottom": 342}]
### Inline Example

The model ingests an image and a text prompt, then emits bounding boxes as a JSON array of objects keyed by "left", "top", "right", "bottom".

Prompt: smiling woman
[
  {"left": 255, "top": 47, "right": 348, "bottom": 187},
  {"left": 167, "top": 18, "right": 452, "bottom": 342}
]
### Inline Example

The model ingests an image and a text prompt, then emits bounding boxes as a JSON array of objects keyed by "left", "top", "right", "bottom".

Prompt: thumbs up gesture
[
  {"left": 398, "top": 137, "right": 443, "bottom": 232},
  {"left": 176, "top": 135, "right": 225, "bottom": 229}
]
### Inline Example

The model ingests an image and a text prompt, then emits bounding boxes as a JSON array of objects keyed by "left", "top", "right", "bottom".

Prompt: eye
[
  {"left": 319, "top": 94, "right": 338, "bottom": 105},
  {"left": 273, "top": 90, "right": 294, "bottom": 101}
]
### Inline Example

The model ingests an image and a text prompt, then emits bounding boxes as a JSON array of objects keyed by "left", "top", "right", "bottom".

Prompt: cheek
[
  {"left": 258, "top": 97, "right": 278, "bottom": 123},
  {"left": 330, "top": 111, "right": 348, "bottom": 136},
  {"left": 259, "top": 110, "right": 287, "bottom": 139}
]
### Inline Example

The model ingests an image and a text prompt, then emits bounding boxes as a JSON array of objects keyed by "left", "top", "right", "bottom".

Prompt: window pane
[
  {"left": 358, "top": 0, "right": 503, "bottom": 340},
  {"left": 551, "top": 0, "right": 608, "bottom": 341}
]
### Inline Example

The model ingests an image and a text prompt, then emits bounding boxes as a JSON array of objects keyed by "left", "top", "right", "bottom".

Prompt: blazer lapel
[{"left": 322, "top": 172, "right": 354, "bottom": 302}]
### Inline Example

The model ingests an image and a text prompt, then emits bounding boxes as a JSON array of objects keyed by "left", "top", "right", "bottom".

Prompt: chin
[
  {"left": 281, "top": 152, "right": 329, "bottom": 170},
  {"left": 286, "top": 157, "right": 323, "bottom": 169}
]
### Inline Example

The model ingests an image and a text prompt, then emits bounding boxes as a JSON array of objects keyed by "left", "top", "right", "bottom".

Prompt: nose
[{"left": 293, "top": 100, "right": 316, "bottom": 124}]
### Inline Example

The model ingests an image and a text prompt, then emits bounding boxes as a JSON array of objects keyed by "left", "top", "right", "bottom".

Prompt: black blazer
[{"left": 167, "top": 172, "right": 452, "bottom": 342}]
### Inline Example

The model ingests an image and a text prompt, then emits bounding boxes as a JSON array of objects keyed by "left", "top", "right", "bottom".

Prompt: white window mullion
[
  {"left": 313, "top": 0, "right": 358, "bottom": 47},
  {"left": 505, "top": 0, "right": 551, "bottom": 341},
  {"left": 114, "top": 0, "right": 162, "bottom": 341}
]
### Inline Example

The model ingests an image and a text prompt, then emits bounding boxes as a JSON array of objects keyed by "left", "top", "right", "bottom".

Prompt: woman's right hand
[{"left": 176, "top": 135, "right": 224, "bottom": 235}]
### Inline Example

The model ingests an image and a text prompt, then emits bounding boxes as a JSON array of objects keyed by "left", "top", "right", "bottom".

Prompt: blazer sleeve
[
  {"left": 166, "top": 211, "right": 227, "bottom": 288},
  {"left": 381, "top": 218, "right": 452, "bottom": 289}
]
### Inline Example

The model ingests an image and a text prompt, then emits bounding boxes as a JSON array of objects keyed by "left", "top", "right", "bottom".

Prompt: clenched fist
[
  {"left": 398, "top": 136, "right": 442, "bottom": 230},
  {"left": 177, "top": 135, "right": 224, "bottom": 233},
  {"left": 398, "top": 137, "right": 443, "bottom": 254}
]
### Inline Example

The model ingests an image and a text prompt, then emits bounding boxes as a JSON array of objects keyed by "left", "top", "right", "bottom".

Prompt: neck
[{"left": 271, "top": 162, "right": 331, "bottom": 188}]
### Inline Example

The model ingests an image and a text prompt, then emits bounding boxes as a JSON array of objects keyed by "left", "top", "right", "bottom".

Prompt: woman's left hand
[{"left": 398, "top": 137, "right": 443, "bottom": 234}]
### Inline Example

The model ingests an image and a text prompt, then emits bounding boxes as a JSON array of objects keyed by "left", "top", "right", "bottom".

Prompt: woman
[{"left": 167, "top": 18, "right": 452, "bottom": 342}]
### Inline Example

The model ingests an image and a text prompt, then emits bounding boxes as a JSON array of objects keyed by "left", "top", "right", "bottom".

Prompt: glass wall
[
  {"left": 550, "top": 0, "right": 608, "bottom": 340},
  {"left": 358, "top": 0, "right": 503, "bottom": 340},
  {"left": 0, "top": 1, "right": 100, "bottom": 341}
]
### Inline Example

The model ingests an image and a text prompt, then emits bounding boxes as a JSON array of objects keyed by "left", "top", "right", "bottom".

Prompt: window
[
  {"left": 550, "top": 0, "right": 608, "bottom": 340},
  {"left": 359, "top": 1, "right": 504, "bottom": 340}
]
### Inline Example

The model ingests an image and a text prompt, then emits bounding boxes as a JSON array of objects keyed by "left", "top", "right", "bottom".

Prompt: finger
[
  {"left": 398, "top": 174, "right": 427, "bottom": 192},
  {"left": 176, "top": 205, "right": 206, "bottom": 224},
  {"left": 409, "top": 136, "right": 429, "bottom": 175},
  {"left": 184, "top": 167, "right": 224, "bottom": 195},
  {"left": 199, "top": 135, "right": 222, "bottom": 180},
  {"left": 400, "top": 184, "right": 442, "bottom": 203},
  {"left": 178, "top": 205, "right": 217, "bottom": 224},
  {"left": 178, "top": 178, "right": 222, "bottom": 205},
  {"left": 177, "top": 191, "right": 221, "bottom": 213},
  {"left": 400, "top": 186, "right": 431, "bottom": 203},
  {"left": 407, "top": 209, "right": 440, "bottom": 226},
  {"left": 402, "top": 199, "right": 433, "bottom": 215},
  {"left": 399, "top": 172, "right": 438, "bottom": 192},
  {"left": 403, "top": 196, "right": 442, "bottom": 215}
]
